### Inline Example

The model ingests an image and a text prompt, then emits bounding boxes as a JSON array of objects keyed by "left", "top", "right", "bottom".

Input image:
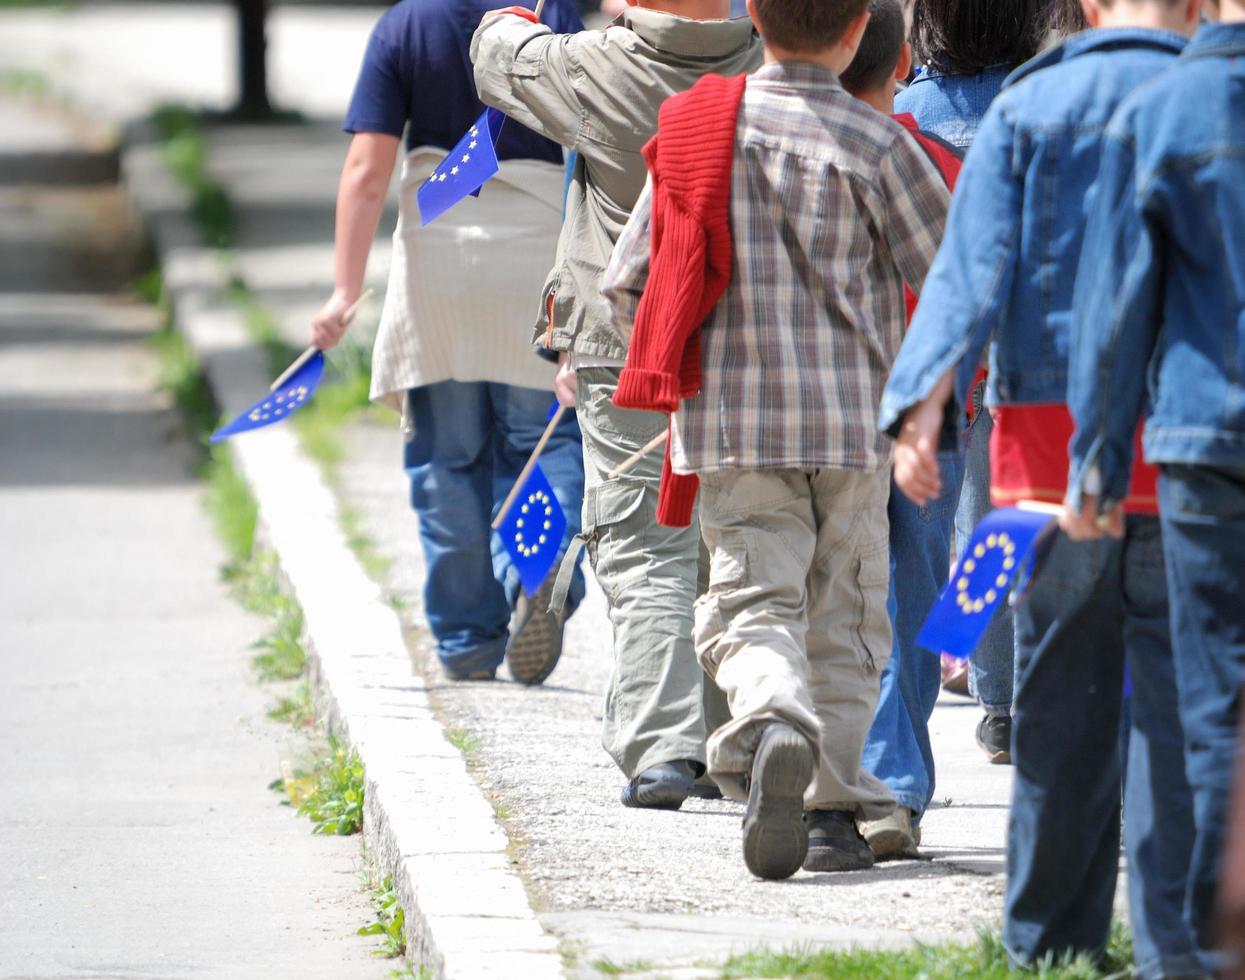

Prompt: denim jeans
[
  {"left": 403, "top": 381, "right": 585, "bottom": 674},
  {"left": 960, "top": 407, "right": 1017, "bottom": 715},
  {"left": 1004, "top": 518, "right": 1201, "bottom": 978},
  {"left": 863, "top": 451, "right": 965, "bottom": 819},
  {"left": 1159, "top": 463, "right": 1245, "bottom": 966}
]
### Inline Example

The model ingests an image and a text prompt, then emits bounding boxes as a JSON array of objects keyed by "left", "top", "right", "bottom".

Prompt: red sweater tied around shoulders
[{"left": 612, "top": 72, "right": 747, "bottom": 527}]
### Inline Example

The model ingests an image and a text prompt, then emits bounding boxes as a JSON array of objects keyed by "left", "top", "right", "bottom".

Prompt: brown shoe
[{"left": 860, "top": 806, "right": 921, "bottom": 860}]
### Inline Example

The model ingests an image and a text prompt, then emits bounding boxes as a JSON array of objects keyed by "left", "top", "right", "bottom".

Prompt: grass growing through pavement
[
  {"left": 152, "top": 104, "right": 235, "bottom": 248},
  {"left": 359, "top": 874, "right": 407, "bottom": 959},
  {"left": 272, "top": 739, "right": 366, "bottom": 836},
  {"left": 715, "top": 925, "right": 1134, "bottom": 980}
]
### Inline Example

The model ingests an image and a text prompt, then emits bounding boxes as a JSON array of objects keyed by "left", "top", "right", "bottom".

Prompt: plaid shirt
[{"left": 604, "top": 62, "right": 950, "bottom": 475}]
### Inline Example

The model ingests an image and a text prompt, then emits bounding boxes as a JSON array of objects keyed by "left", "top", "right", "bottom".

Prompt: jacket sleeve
[
  {"left": 601, "top": 180, "right": 653, "bottom": 351},
  {"left": 470, "top": 14, "right": 586, "bottom": 151},
  {"left": 1066, "top": 130, "right": 1162, "bottom": 511},
  {"left": 877, "top": 103, "right": 1024, "bottom": 434}
]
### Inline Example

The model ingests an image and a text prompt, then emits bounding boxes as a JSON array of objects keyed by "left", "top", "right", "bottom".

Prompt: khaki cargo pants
[
  {"left": 695, "top": 467, "right": 896, "bottom": 819},
  {"left": 575, "top": 367, "right": 730, "bottom": 778}
]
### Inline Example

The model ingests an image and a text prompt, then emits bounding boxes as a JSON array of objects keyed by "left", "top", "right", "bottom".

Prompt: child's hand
[
  {"left": 554, "top": 352, "right": 577, "bottom": 409},
  {"left": 311, "top": 290, "right": 356, "bottom": 351},
  {"left": 1059, "top": 495, "right": 1124, "bottom": 541},
  {"left": 894, "top": 397, "right": 943, "bottom": 506}
]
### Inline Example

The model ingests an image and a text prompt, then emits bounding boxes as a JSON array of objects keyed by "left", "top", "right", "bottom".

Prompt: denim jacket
[
  {"left": 1068, "top": 22, "right": 1245, "bottom": 507},
  {"left": 878, "top": 29, "right": 1188, "bottom": 436},
  {"left": 893, "top": 65, "right": 1011, "bottom": 150}
]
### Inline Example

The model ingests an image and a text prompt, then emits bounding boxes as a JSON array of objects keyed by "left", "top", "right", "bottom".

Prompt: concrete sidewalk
[{"left": 0, "top": 98, "right": 387, "bottom": 979}]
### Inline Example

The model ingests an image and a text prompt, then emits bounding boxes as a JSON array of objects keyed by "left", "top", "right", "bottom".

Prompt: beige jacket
[{"left": 471, "top": 8, "right": 761, "bottom": 360}]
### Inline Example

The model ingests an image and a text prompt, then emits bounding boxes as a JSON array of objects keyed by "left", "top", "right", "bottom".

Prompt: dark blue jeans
[
  {"left": 863, "top": 452, "right": 965, "bottom": 819},
  {"left": 1004, "top": 517, "right": 1201, "bottom": 978},
  {"left": 1159, "top": 463, "right": 1245, "bottom": 967},
  {"left": 403, "top": 381, "right": 585, "bottom": 674}
]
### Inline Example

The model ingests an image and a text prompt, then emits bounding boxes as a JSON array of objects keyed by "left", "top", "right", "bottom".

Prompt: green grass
[
  {"left": 359, "top": 875, "right": 407, "bottom": 959},
  {"left": 295, "top": 739, "right": 365, "bottom": 835},
  {"left": 250, "top": 589, "right": 306, "bottom": 681},
  {"left": 445, "top": 726, "right": 483, "bottom": 757},
  {"left": 152, "top": 323, "right": 217, "bottom": 453},
  {"left": 715, "top": 926, "right": 1134, "bottom": 980},
  {"left": 267, "top": 681, "right": 317, "bottom": 729},
  {"left": 591, "top": 958, "right": 656, "bottom": 976},
  {"left": 152, "top": 104, "right": 234, "bottom": 248}
]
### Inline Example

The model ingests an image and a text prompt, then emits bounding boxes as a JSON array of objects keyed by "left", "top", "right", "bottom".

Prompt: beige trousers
[{"left": 694, "top": 467, "right": 896, "bottom": 820}]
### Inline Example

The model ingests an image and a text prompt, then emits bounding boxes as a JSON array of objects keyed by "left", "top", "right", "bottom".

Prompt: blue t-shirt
[{"left": 343, "top": 0, "right": 584, "bottom": 162}]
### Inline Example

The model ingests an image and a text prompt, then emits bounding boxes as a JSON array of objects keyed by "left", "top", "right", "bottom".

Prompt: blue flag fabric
[
  {"left": 417, "top": 108, "right": 505, "bottom": 226},
  {"left": 496, "top": 464, "right": 567, "bottom": 596},
  {"left": 209, "top": 352, "right": 325, "bottom": 444},
  {"left": 918, "top": 507, "right": 1058, "bottom": 659}
]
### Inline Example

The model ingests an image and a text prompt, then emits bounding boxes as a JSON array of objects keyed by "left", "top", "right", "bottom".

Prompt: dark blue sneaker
[{"left": 620, "top": 760, "right": 697, "bottom": 810}]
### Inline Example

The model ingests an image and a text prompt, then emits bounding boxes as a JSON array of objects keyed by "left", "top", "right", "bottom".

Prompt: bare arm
[{"left": 311, "top": 132, "right": 401, "bottom": 349}]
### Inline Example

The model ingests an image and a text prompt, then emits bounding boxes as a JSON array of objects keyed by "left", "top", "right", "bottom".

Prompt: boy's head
[
  {"left": 841, "top": 0, "right": 911, "bottom": 98},
  {"left": 909, "top": 0, "right": 1044, "bottom": 74},
  {"left": 747, "top": 0, "right": 872, "bottom": 62}
]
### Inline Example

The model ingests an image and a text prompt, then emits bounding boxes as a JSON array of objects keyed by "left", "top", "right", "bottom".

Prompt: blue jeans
[
  {"left": 960, "top": 407, "right": 1017, "bottom": 715},
  {"left": 1159, "top": 464, "right": 1245, "bottom": 967},
  {"left": 863, "top": 451, "right": 965, "bottom": 818},
  {"left": 403, "top": 381, "right": 585, "bottom": 674},
  {"left": 1004, "top": 518, "right": 1201, "bottom": 977}
]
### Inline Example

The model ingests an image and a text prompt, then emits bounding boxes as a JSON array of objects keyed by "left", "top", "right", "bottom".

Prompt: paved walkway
[{"left": 0, "top": 98, "right": 387, "bottom": 979}]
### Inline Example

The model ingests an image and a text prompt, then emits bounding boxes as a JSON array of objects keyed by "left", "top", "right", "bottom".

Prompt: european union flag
[
  {"left": 417, "top": 108, "right": 505, "bottom": 226},
  {"left": 495, "top": 464, "right": 567, "bottom": 596},
  {"left": 917, "top": 507, "right": 1058, "bottom": 659},
  {"left": 209, "top": 351, "right": 324, "bottom": 444}
]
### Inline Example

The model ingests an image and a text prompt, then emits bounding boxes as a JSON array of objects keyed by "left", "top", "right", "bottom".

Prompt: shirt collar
[
  {"left": 749, "top": 60, "right": 844, "bottom": 90},
  {"left": 1183, "top": 21, "right": 1245, "bottom": 60},
  {"left": 620, "top": 7, "right": 757, "bottom": 58},
  {"left": 1006, "top": 27, "right": 1186, "bottom": 88}
]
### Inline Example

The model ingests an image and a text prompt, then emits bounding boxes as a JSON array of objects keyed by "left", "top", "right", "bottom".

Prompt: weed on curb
[
  {"left": 267, "top": 681, "right": 316, "bottom": 729},
  {"left": 271, "top": 739, "right": 365, "bottom": 836},
  {"left": 359, "top": 874, "right": 406, "bottom": 959}
]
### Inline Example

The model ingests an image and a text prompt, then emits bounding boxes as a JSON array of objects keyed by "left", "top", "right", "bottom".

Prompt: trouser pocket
[{"left": 854, "top": 540, "right": 892, "bottom": 675}]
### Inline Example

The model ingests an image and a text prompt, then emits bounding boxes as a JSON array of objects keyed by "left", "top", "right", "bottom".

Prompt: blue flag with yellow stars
[
  {"left": 496, "top": 464, "right": 567, "bottom": 596},
  {"left": 417, "top": 108, "right": 505, "bottom": 226},
  {"left": 209, "top": 351, "right": 325, "bottom": 444},
  {"left": 918, "top": 507, "right": 1058, "bottom": 659}
]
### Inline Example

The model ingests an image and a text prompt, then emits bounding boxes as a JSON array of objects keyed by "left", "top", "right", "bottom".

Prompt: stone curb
[{"left": 119, "top": 120, "right": 565, "bottom": 980}]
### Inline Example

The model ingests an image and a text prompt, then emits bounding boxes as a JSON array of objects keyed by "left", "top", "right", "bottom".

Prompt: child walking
[
  {"left": 1064, "top": 6, "right": 1245, "bottom": 971},
  {"left": 880, "top": 0, "right": 1203, "bottom": 972},
  {"left": 605, "top": 0, "right": 950, "bottom": 879}
]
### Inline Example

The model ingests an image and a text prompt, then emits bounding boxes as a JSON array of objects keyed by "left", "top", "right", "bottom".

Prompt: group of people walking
[{"left": 310, "top": 0, "right": 1244, "bottom": 974}]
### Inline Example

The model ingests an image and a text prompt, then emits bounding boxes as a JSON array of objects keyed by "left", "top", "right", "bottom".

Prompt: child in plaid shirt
[{"left": 604, "top": 0, "right": 949, "bottom": 880}]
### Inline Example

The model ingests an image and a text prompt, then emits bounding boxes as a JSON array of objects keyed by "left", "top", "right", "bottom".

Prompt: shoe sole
[
  {"left": 976, "top": 738, "right": 1012, "bottom": 765},
  {"left": 803, "top": 841, "right": 875, "bottom": 872},
  {"left": 742, "top": 727, "right": 814, "bottom": 880},
  {"left": 506, "top": 583, "right": 563, "bottom": 686}
]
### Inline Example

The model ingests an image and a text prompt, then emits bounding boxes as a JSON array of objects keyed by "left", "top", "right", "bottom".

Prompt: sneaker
[
  {"left": 505, "top": 577, "right": 565, "bottom": 686},
  {"left": 976, "top": 713, "right": 1012, "bottom": 765},
  {"left": 620, "top": 760, "right": 697, "bottom": 810},
  {"left": 859, "top": 806, "right": 920, "bottom": 861},
  {"left": 741, "top": 723, "right": 815, "bottom": 880},
  {"left": 688, "top": 778, "right": 724, "bottom": 801},
  {"left": 444, "top": 666, "right": 496, "bottom": 682},
  {"left": 803, "top": 810, "right": 875, "bottom": 872}
]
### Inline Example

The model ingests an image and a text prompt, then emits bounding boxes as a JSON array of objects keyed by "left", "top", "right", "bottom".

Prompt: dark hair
[
  {"left": 841, "top": 0, "right": 907, "bottom": 93},
  {"left": 752, "top": 0, "right": 871, "bottom": 53},
  {"left": 909, "top": 0, "right": 1044, "bottom": 74},
  {"left": 1050, "top": 0, "right": 1091, "bottom": 36}
]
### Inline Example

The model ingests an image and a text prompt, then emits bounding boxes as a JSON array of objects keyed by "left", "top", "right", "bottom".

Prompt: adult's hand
[
  {"left": 893, "top": 369, "right": 953, "bottom": 507},
  {"left": 311, "top": 290, "right": 358, "bottom": 351},
  {"left": 1058, "top": 494, "right": 1124, "bottom": 541},
  {"left": 553, "top": 352, "right": 577, "bottom": 408}
]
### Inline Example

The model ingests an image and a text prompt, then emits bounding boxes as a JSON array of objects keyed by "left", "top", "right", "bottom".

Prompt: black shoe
[
  {"left": 505, "top": 577, "right": 565, "bottom": 686},
  {"left": 688, "top": 779, "right": 724, "bottom": 801},
  {"left": 976, "top": 713, "right": 1012, "bottom": 765},
  {"left": 803, "top": 810, "right": 875, "bottom": 872},
  {"left": 742, "top": 724, "right": 814, "bottom": 880},
  {"left": 620, "top": 760, "right": 697, "bottom": 810}
]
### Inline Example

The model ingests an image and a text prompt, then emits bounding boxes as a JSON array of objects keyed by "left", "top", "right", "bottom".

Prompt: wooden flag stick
[
  {"left": 607, "top": 429, "right": 669, "bottom": 480},
  {"left": 270, "top": 288, "right": 375, "bottom": 392},
  {"left": 493, "top": 404, "right": 568, "bottom": 529},
  {"left": 534, "top": 0, "right": 546, "bottom": 18},
  {"left": 1014, "top": 500, "right": 1064, "bottom": 517}
]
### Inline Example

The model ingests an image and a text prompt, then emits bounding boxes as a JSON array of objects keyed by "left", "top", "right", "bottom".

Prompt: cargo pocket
[
  {"left": 582, "top": 478, "right": 649, "bottom": 605},
  {"left": 853, "top": 540, "right": 891, "bottom": 676}
]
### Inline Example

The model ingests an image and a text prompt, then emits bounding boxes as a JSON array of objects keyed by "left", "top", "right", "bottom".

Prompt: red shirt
[{"left": 990, "top": 404, "right": 1158, "bottom": 515}]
